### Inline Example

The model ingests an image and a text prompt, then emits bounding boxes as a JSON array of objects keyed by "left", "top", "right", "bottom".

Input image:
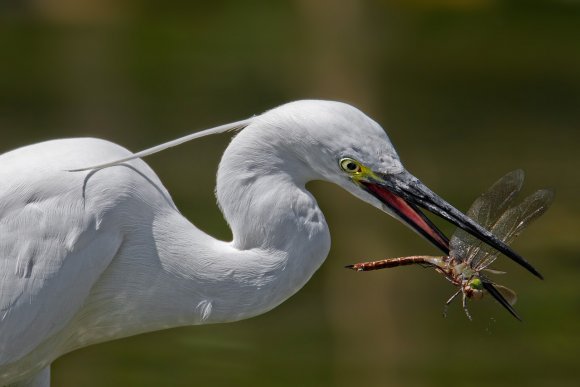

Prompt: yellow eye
[{"left": 339, "top": 158, "right": 362, "bottom": 174}]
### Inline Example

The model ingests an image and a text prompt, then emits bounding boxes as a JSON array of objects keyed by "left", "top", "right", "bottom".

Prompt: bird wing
[
  {"left": 0, "top": 140, "right": 126, "bottom": 366},
  {"left": 0, "top": 197, "right": 123, "bottom": 365}
]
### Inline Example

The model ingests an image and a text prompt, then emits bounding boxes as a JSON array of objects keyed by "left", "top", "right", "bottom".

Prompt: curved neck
[
  {"left": 216, "top": 122, "right": 321, "bottom": 251},
  {"left": 174, "top": 124, "right": 331, "bottom": 320},
  {"left": 68, "top": 143, "right": 330, "bottom": 351},
  {"left": 155, "top": 178, "right": 331, "bottom": 323},
  {"left": 204, "top": 133, "right": 331, "bottom": 318}
]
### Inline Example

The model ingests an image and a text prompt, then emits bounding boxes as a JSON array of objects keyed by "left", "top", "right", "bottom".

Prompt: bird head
[{"left": 252, "top": 100, "right": 541, "bottom": 278}]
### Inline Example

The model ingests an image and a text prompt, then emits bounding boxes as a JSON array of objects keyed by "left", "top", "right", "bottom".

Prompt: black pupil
[{"left": 347, "top": 162, "right": 357, "bottom": 171}]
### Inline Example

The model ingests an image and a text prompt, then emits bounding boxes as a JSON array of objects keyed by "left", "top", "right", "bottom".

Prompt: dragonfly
[{"left": 346, "top": 170, "right": 554, "bottom": 320}]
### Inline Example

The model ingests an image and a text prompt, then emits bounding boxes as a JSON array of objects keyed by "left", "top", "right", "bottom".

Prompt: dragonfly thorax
[{"left": 451, "top": 261, "right": 475, "bottom": 278}]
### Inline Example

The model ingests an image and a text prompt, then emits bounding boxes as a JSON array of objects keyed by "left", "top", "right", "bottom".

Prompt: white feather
[{"left": 0, "top": 100, "right": 403, "bottom": 385}]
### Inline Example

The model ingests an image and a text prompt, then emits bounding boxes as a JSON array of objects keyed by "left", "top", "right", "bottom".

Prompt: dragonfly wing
[
  {"left": 495, "top": 284, "right": 518, "bottom": 306},
  {"left": 495, "top": 189, "right": 554, "bottom": 245},
  {"left": 476, "top": 188, "right": 554, "bottom": 270},
  {"left": 450, "top": 170, "right": 525, "bottom": 263},
  {"left": 482, "top": 268, "right": 506, "bottom": 275},
  {"left": 482, "top": 281, "right": 522, "bottom": 321}
]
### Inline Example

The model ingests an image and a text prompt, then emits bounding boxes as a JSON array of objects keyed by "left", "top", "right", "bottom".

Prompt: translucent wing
[
  {"left": 475, "top": 188, "right": 554, "bottom": 270},
  {"left": 495, "top": 284, "right": 518, "bottom": 306},
  {"left": 481, "top": 281, "right": 521, "bottom": 320},
  {"left": 449, "top": 170, "right": 525, "bottom": 263}
]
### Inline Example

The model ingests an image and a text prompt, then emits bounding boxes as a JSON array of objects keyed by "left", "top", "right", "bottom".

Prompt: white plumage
[{"left": 0, "top": 100, "right": 539, "bottom": 386}]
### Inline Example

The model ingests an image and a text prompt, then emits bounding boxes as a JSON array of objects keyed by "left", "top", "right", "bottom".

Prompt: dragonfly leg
[
  {"left": 462, "top": 293, "right": 473, "bottom": 321},
  {"left": 443, "top": 289, "right": 461, "bottom": 318},
  {"left": 445, "top": 289, "right": 461, "bottom": 305}
]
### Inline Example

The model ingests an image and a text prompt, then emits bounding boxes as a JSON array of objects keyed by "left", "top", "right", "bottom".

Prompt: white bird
[{"left": 0, "top": 100, "right": 540, "bottom": 386}]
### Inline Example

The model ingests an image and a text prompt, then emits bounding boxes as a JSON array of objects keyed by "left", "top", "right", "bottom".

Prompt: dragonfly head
[{"left": 463, "top": 277, "right": 484, "bottom": 300}]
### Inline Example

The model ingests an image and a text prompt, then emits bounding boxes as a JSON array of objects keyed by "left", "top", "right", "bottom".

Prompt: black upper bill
[{"left": 369, "top": 170, "right": 543, "bottom": 279}]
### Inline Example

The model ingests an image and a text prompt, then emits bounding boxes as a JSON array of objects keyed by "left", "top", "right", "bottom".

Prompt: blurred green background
[{"left": 1, "top": 0, "right": 579, "bottom": 386}]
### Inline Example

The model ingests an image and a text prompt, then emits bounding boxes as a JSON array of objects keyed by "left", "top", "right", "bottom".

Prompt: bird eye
[{"left": 339, "top": 158, "right": 362, "bottom": 174}]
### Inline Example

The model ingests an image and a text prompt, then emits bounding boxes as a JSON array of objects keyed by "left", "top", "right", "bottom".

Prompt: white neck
[
  {"left": 68, "top": 127, "right": 330, "bottom": 351},
  {"left": 150, "top": 175, "right": 330, "bottom": 325}
]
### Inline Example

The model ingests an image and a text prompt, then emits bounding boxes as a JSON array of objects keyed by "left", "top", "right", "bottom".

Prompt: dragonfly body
[
  {"left": 347, "top": 255, "right": 441, "bottom": 271},
  {"left": 347, "top": 255, "right": 487, "bottom": 316},
  {"left": 347, "top": 170, "right": 553, "bottom": 320}
]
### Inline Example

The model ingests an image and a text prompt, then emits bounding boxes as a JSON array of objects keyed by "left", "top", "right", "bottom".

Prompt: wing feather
[{"left": 0, "top": 140, "right": 129, "bottom": 366}]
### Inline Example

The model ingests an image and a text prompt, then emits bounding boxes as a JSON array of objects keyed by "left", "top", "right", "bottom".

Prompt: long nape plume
[{"left": 67, "top": 118, "right": 253, "bottom": 172}]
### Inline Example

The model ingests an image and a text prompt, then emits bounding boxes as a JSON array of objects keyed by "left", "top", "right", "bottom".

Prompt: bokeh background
[{"left": 1, "top": 0, "right": 579, "bottom": 386}]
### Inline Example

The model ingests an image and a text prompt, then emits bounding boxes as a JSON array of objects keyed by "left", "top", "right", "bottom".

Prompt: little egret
[{"left": 0, "top": 100, "right": 540, "bottom": 386}]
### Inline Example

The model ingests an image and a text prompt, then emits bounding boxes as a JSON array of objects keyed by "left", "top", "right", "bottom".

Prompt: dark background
[{"left": 1, "top": 0, "right": 579, "bottom": 385}]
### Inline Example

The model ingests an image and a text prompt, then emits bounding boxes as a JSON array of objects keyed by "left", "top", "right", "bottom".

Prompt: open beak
[{"left": 360, "top": 170, "right": 543, "bottom": 279}]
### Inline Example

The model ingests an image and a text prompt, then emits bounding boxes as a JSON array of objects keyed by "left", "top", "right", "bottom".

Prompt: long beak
[{"left": 360, "top": 170, "right": 543, "bottom": 279}]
